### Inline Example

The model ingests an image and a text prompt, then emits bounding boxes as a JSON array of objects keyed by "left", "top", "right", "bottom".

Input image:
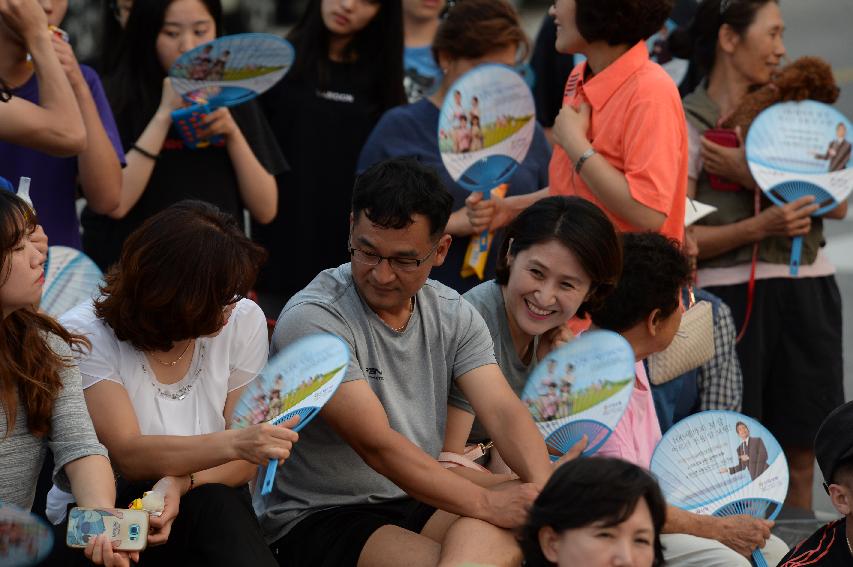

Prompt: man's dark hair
[
  {"left": 520, "top": 457, "right": 666, "bottom": 567},
  {"left": 591, "top": 232, "right": 691, "bottom": 333},
  {"left": 351, "top": 158, "right": 453, "bottom": 238},
  {"left": 832, "top": 456, "right": 853, "bottom": 488},
  {"left": 575, "top": 0, "right": 673, "bottom": 47},
  {"left": 736, "top": 421, "right": 750, "bottom": 433}
]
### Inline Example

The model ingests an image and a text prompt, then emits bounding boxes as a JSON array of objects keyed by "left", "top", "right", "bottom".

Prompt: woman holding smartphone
[{"left": 673, "top": 0, "right": 846, "bottom": 510}]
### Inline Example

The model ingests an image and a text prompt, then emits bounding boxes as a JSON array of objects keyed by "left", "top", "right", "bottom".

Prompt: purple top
[{"left": 0, "top": 65, "right": 125, "bottom": 249}]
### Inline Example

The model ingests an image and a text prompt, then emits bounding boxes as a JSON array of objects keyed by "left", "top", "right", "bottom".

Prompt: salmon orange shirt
[{"left": 549, "top": 42, "right": 687, "bottom": 242}]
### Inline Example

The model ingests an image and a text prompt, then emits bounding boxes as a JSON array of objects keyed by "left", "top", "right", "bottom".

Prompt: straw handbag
[{"left": 647, "top": 289, "right": 715, "bottom": 385}]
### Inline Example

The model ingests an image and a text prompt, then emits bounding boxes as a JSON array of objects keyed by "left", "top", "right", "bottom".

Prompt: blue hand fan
[
  {"left": 0, "top": 502, "right": 54, "bottom": 567},
  {"left": 438, "top": 63, "right": 535, "bottom": 251},
  {"left": 41, "top": 246, "right": 103, "bottom": 318},
  {"left": 746, "top": 100, "right": 853, "bottom": 275},
  {"left": 169, "top": 33, "right": 294, "bottom": 148},
  {"left": 520, "top": 330, "right": 635, "bottom": 457},
  {"left": 232, "top": 333, "right": 349, "bottom": 495},
  {"left": 650, "top": 411, "right": 789, "bottom": 567}
]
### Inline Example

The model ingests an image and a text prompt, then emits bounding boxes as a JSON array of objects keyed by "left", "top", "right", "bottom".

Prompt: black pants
[{"left": 42, "top": 484, "right": 276, "bottom": 567}]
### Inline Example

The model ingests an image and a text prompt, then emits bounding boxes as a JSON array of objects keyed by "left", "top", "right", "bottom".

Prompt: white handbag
[{"left": 647, "top": 288, "right": 715, "bottom": 385}]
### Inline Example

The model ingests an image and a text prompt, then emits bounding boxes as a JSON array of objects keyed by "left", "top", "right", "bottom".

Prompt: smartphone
[
  {"left": 703, "top": 128, "right": 742, "bottom": 191},
  {"left": 66, "top": 508, "right": 148, "bottom": 552}
]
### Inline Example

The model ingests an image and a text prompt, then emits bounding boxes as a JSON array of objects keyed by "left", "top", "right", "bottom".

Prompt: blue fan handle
[
  {"left": 477, "top": 188, "right": 492, "bottom": 252},
  {"left": 261, "top": 460, "right": 278, "bottom": 495},
  {"left": 259, "top": 406, "right": 322, "bottom": 495},
  {"left": 789, "top": 235, "right": 803, "bottom": 276},
  {"left": 752, "top": 549, "right": 768, "bottom": 567}
]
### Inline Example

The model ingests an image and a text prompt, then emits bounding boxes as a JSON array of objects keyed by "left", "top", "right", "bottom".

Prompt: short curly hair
[
  {"left": 591, "top": 232, "right": 691, "bottom": 333},
  {"left": 575, "top": 0, "right": 673, "bottom": 47}
]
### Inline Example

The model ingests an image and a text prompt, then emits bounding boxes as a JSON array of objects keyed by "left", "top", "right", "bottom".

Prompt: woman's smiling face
[{"left": 503, "top": 239, "right": 592, "bottom": 340}]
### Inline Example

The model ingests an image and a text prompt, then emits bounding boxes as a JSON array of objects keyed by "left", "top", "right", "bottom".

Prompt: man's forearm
[
  {"left": 482, "top": 401, "right": 552, "bottom": 486},
  {"left": 663, "top": 505, "right": 716, "bottom": 538}
]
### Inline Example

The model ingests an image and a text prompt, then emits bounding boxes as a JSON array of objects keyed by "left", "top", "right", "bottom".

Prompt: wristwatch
[{"left": 574, "top": 147, "right": 597, "bottom": 173}]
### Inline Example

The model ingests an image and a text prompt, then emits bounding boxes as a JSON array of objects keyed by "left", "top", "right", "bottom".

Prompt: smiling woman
[{"left": 443, "top": 196, "right": 621, "bottom": 455}]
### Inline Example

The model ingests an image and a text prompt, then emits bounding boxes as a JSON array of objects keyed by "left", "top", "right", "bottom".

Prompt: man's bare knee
[
  {"left": 358, "top": 525, "right": 441, "bottom": 567},
  {"left": 438, "top": 517, "right": 522, "bottom": 567}
]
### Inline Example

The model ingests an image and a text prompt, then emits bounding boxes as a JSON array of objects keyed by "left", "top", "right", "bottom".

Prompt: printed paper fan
[
  {"left": 651, "top": 411, "right": 789, "bottom": 567},
  {"left": 438, "top": 64, "right": 535, "bottom": 252},
  {"left": 232, "top": 333, "right": 349, "bottom": 495},
  {"left": 520, "top": 330, "right": 635, "bottom": 457},
  {"left": 41, "top": 246, "right": 103, "bottom": 318},
  {"left": 0, "top": 502, "right": 54, "bottom": 567},
  {"left": 746, "top": 100, "right": 853, "bottom": 275},
  {"left": 169, "top": 33, "right": 294, "bottom": 107}
]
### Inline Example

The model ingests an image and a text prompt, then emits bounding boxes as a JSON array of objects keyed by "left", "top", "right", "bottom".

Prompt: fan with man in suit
[{"left": 719, "top": 421, "right": 769, "bottom": 481}]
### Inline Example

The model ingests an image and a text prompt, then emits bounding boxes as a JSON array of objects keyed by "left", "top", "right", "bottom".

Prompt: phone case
[
  {"left": 703, "top": 128, "right": 742, "bottom": 191},
  {"left": 66, "top": 508, "right": 148, "bottom": 552},
  {"left": 171, "top": 103, "right": 223, "bottom": 149}
]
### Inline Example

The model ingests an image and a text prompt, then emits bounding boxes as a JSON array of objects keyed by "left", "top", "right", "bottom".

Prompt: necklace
[
  {"left": 387, "top": 298, "right": 415, "bottom": 333},
  {"left": 149, "top": 339, "right": 194, "bottom": 367}
]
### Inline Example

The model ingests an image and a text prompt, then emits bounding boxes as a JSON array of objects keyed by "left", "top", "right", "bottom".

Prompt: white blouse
[{"left": 60, "top": 298, "right": 269, "bottom": 436}]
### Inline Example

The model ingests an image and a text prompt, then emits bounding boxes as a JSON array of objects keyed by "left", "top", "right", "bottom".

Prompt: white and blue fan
[
  {"left": 41, "top": 246, "right": 103, "bottom": 318},
  {"left": 0, "top": 502, "right": 54, "bottom": 566},
  {"left": 232, "top": 333, "right": 349, "bottom": 495},
  {"left": 746, "top": 100, "right": 853, "bottom": 275},
  {"left": 437, "top": 63, "right": 535, "bottom": 251},
  {"left": 651, "top": 411, "right": 789, "bottom": 567},
  {"left": 520, "top": 330, "right": 635, "bottom": 457}
]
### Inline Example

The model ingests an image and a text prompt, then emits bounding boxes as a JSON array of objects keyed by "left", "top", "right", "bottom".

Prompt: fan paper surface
[
  {"left": 438, "top": 64, "right": 535, "bottom": 193},
  {"left": 41, "top": 246, "right": 103, "bottom": 318},
  {"left": 746, "top": 100, "right": 853, "bottom": 213},
  {"left": 651, "top": 411, "right": 789, "bottom": 517},
  {"left": 520, "top": 330, "right": 635, "bottom": 456},
  {"left": 232, "top": 334, "right": 349, "bottom": 494},
  {"left": 170, "top": 33, "right": 294, "bottom": 107},
  {"left": 0, "top": 503, "right": 54, "bottom": 566}
]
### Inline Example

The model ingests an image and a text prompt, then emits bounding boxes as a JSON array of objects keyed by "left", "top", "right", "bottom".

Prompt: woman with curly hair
[
  {"left": 467, "top": 0, "right": 688, "bottom": 244},
  {"left": 0, "top": 190, "right": 135, "bottom": 566},
  {"left": 519, "top": 457, "right": 666, "bottom": 567}
]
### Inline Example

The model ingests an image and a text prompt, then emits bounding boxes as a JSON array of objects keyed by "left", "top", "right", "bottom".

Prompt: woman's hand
[
  {"left": 155, "top": 78, "right": 184, "bottom": 118},
  {"left": 0, "top": 0, "right": 49, "bottom": 46},
  {"left": 465, "top": 192, "right": 517, "bottom": 233},
  {"left": 197, "top": 107, "right": 239, "bottom": 141},
  {"left": 754, "top": 195, "right": 818, "bottom": 238},
  {"left": 536, "top": 323, "right": 574, "bottom": 361},
  {"left": 700, "top": 127, "right": 755, "bottom": 189},
  {"left": 30, "top": 224, "right": 48, "bottom": 256},
  {"left": 553, "top": 102, "right": 592, "bottom": 159},
  {"left": 232, "top": 415, "right": 300, "bottom": 466},
  {"left": 50, "top": 33, "right": 84, "bottom": 90},
  {"left": 83, "top": 534, "right": 139, "bottom": 567},
  {"left": 146, "top": 476, "right": 183, "bottom": 546},
  {"left": 709, "top": 515, "right": 773, "bottom": 557}
]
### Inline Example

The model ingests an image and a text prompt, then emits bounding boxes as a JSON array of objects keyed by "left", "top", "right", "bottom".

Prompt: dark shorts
[
  {"left": 270, "top": 499, "right": 437, "bottom": 567},
  {"left": 705, "top": 276, "right": 844, "bottom": 447}
]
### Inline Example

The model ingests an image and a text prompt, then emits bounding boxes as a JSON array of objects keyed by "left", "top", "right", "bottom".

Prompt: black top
[
  {"left": 252, "top": 60, "right": 384, "bottom": 302},
  {"left": 81, "top": 100, "right": 287, "bottom": 271},
  {"left": 778, "top": 518, "right": 852, "bottom": 567}
]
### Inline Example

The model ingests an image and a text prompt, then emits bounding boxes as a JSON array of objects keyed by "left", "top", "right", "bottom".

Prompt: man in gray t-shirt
[{"left": 257, "top": 158, "right": 554, "bottom": 567}]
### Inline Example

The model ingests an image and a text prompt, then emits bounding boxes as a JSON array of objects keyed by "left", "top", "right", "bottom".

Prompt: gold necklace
[
  {"left": 388, "top": 298, "right": 415, "bottom": 333},
  {"left": 150, "top": 339, "right": 194, "bottom": 367}
]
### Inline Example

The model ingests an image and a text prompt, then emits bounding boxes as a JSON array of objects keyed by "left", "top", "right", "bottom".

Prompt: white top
[{"left": 60, "top": 298, "right": 269, "bottom": 435}]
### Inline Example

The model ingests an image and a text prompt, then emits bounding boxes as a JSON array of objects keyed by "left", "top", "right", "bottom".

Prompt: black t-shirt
[
  {"left": 81, "top": 99, "right": 287, "bottom": 271},
  {"left": 252, "top": 61, "right": 384, "bottom": 301},
  {"left": 778, "top": 518, "right": 852, "bottom": 567}
]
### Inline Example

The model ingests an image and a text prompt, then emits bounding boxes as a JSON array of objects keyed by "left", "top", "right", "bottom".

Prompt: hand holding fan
[
  {"left": 746, "top": 100, "right": 853, "bottom": 275},
  {"left": 438, "top": 64, "right": 535, "bottom": 254},
  {"left": 0, "top": 502, "right": 54, "bottom": 567},
  {"left": 650, "top": 411, "right": 789, "bottom": 567},
  {"left": 520, "top": 330, "right": 635, "bottom": 457},
  {"left": 232, "top": 333, "right": 349, "bottom": 495},
  {"left": 41, "top": 246, "right": 103, "bottom": 318},
  {"left": 168, "top": 33, "right": 294, "bottom": 148}
]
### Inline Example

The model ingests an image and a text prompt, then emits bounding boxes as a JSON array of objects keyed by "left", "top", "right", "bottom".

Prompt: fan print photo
[
  {"left": 520, "top": 330, "right": 635, "bottom": 457},
  {"left": 232, "top": 334, "right": 349, "bottom": 495},
  {"left": 651, "top": 411, "right": 789, "bottom": 567},
  {"left": 746, "top": 100, "right": 853, "bottom": 275},
  {"left": 41, "top": 246, "right": 103, "bottom": 318},
  {"left": 0, "top": 502, "right": 54, "bottom": 567}
]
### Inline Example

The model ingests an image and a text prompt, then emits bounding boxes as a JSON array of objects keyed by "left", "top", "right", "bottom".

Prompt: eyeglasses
[{"left": 350, "top": 241, "right": 440, "bottom": 273}]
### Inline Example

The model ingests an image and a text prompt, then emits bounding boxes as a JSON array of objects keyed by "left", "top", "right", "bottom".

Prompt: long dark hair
[
  {"left": 670, "top": 0, "right": 778, "bottom": 80},
  {"left": 0, "top": 192, "right": 89, "bottom": 438},
  {"left": 287, "top": 0, "right": 405, "bottom": 112},
  {"left": 495, "top": 197, "right": 622, "bottom": 318},
  {"left": 105, "top": 0, "right": 224, "bottom": 141},
  {"left": 519, "top": 458, "right": 667, "bottom": 567}
]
